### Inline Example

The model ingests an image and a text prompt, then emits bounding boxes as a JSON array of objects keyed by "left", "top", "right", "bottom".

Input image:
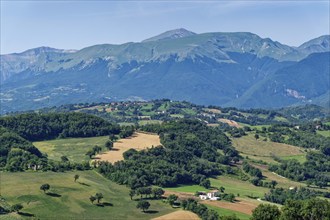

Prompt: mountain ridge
[{"left": 1, "top": 29, "right": 329, "bottom": 113}]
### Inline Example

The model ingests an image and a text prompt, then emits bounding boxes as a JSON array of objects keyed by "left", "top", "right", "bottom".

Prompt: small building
[{"left": 199, "top": 191, "right": 220, "bottom": 201}]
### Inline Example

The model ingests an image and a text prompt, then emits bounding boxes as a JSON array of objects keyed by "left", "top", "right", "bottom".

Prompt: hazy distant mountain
[
  {"left": 142, "top": 28, "right": 196, "bottom": 42},
  {"left": 1, "top": 29, "right": 329, "bottom": 113}
]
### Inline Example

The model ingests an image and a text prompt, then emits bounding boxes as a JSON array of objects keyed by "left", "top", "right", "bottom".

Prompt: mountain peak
[
  {"left": 298, "top": 35, "right": 330, "bottom": 52},
  {"left": 142, "top": 28, "right": 196, "bottom": 42}
]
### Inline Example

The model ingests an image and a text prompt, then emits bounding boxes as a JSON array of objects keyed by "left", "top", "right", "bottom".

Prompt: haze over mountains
[{"left": 1, "top": 28, "right": 329, "bottom": 113}]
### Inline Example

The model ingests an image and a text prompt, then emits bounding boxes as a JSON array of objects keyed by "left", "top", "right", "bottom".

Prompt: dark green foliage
[
  {"left": 40, "top": 183, "right": 50, "bottom": 193},
  {"left": 119, "top": 126, "right": 134, "bottom": 138},
  {"left": 95, "top": 193, "right": 103, "bottom": 203},
  {"left": 105, "top": 140, "right": 113, "bottom": 150},
  {"left": 242, "top": 161, "right": 263, "bottom": 179},
  {"left": 89, "top": 196, "right": 96, "bottom": 204},
  {"left": 0, "top": 126, "right": 46, "bottom": 170},
  {"left": 182, "top": 198, "right": 220, "bottom": 220},
  {"left": 199, "top": 179, "right": 211, "bottom": 189},
  {"left": 277, "top": 198, "right": 330, "bottom": 220},
  {"left": 167, "top": 194, "right": 178, "bottom": 206},
  {"left": 136, "top": 200, "right": 150, "bottom": 212},
  {"left": 98, "top": 119, "right": 234, "bottom": 188},
  {"left": 11, "top": 204, "right": 23, "bottom": 213},
  {"left": 264, "top": 187, "right": 319, "bottom": 205},
  {"left": 0, "top": 112, "right": 120, "bottom": 141},
  {"left": 251, "top": 204, "right": 281, "bottom": 220}
]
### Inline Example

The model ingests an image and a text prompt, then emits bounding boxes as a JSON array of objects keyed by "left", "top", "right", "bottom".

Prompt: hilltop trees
[{"left": 0, "top": 112, "right": 120, "bottom": 141}]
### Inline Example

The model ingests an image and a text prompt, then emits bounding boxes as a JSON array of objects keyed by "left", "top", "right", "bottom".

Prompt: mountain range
[{"left": 1, "top": 28, "right": 329, "bottom": 113}]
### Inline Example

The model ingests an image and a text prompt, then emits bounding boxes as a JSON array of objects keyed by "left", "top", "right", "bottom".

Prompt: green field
[
  {"left": 317, "top": 130, "right": 330, "bottom": 137},
  {"left": 0, "top": 171, "right": 174, "bottom": 219},
  {"left": 33, "top": 136, "right": 109, "bottom": 163},
  {"left": 210, "top": 176, "right": 269, "bottom": 199},
  {"left": 280, "top": 154, "right": 307, "bottom": 163},
  {"left": 138, "top": 120, "right": 162, "bottom": 126},
  {"left": 164, "top": 184, "right": 206, "bottom": 193},
  {"left": 205, "top": 205, "right": 251, "bottom": 220},
  {"left": 232, "top": 134, "right": 305, "bottom": 161},
  {"left": 165, "top": 175, "right": 269, "bottom": 199}
]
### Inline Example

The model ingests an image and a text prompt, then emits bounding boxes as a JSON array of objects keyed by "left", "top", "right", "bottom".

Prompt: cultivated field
[
  {"left": 34, "top": 136, "right": 109, "bottom": 163},
  {"left": 205, "top": 204, "right": 250, "bottom": 220},
  {"left": 95, "top": 132, "right": 161, "bottom": 163},
  {"left": 218, "top": 119, "right": 241, "bottom": 128},
  {"left": 232, "top": 134, "right": 305, "bottom": 158},
  {"left": 0, "top": 171, "right": 174, "bottom": 219},
  {"left": 153, "top": 210, "right": 200, "bottom": 220}
]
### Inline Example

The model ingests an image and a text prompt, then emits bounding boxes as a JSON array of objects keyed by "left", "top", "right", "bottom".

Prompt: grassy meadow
[
  {"left": 33, "top": 136, "right": 109, "bottom": 163},
  {"left": 0, "top": 170, "right": 174, "bottom": 219},
  {"left": 231, "top": 134, "right": 305, "bottom": 163}
]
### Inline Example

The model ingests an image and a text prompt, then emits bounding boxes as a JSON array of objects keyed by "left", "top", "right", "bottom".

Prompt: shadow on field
[
  {"left": 46, "top": 192, "right": 62, "bottom": 197},
  {"left": 78, "top": 182, "right": 91, "bottom": 187},
  {"left": 96, "top": 202, "right": 113, "bottom": 207},
  {"left": 145, "top": 210, "right": 159, "bottom": 214},
  {"left": 18, "top": 212, "right": 35, "bottom": 217}
]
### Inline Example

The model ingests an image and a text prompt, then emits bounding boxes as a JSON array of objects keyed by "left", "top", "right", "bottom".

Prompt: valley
[{"left": 0, "top": 100, "right": 329, "bottom": 219}]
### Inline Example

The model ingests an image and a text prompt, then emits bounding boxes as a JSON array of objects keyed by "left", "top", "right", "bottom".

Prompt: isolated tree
[
  {"left": 129, "top": 189, "right": 136, "bottom": 200},
  {"left": 89, "top": 196, "right": 96, "bottom": 204},
  {"left": 152, "top": 188, "right": 165, "bottom": 199},
  {"left": 40, "top": 183, "right": 50, "bottom": 193},
  {"left": 200, "top": 179, "right": 211, "bottom": 189},
  {"left": 74, "top": 174, "right": 79, "bottom": 182},
  {"left": 254, "top": 134, "right": 260, "bottom": 140},
  {"left": 167, "top": 194, "right": 178, "bottom": 206},
  {"left": 136, "top": 200, "right": 150, "bottom": 212},
  {"left": 11, "top": 204, "right": 23, "bottom": 213},
  {"left": 109, "top": 134, "right": 118, "bottom": 142},
  {"left": 105, "top": 140, "right": 114, "bottom": 151},
  {"left": 61, "top": 156, "right": 69, "bottom": 163},
  {"left": 93, "top": 145, "right": 102, "bottom": 154},
  {"left": 95, "top": 193, "right": 104, "bottom": 203},
  {"left": 85, "top": 150, "right": 95, "bottom": 159},
  {"left": 251, "top": 204, "right": 281, "bottom": 220},
  {"left": 219, "top": 186, "right": 225, "bottom": 193},
  {"left": 270, "top": 180, "right": 278, "bottom": 189}
]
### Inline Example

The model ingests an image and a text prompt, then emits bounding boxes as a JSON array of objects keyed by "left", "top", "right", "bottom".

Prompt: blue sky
[{"left": 1, "top": 1, "right": 329, "bottom": 54}]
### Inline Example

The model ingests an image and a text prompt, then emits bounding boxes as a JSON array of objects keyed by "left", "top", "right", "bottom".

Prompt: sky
[{"left": 1, "top": 1, "right": 329, "bottom": 54}]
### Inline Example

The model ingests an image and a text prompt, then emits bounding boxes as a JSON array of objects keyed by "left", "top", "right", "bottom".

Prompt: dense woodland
[{"left": 98, "top": 119, "right": 236, "bottom": 188}]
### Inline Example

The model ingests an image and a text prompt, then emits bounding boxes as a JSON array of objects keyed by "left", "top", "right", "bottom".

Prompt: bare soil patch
[
  {"left": 94, "top": 132, "right": 161, "bottom": 163},
  {"left": 201, "top": 198, "right": 258, "bottom": 215},
  {"left": 153, "top": 210, "right": 200, "bottom": 220},
  {"left": 218, "top": 118, "right": 241, "bottom": 128}
]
